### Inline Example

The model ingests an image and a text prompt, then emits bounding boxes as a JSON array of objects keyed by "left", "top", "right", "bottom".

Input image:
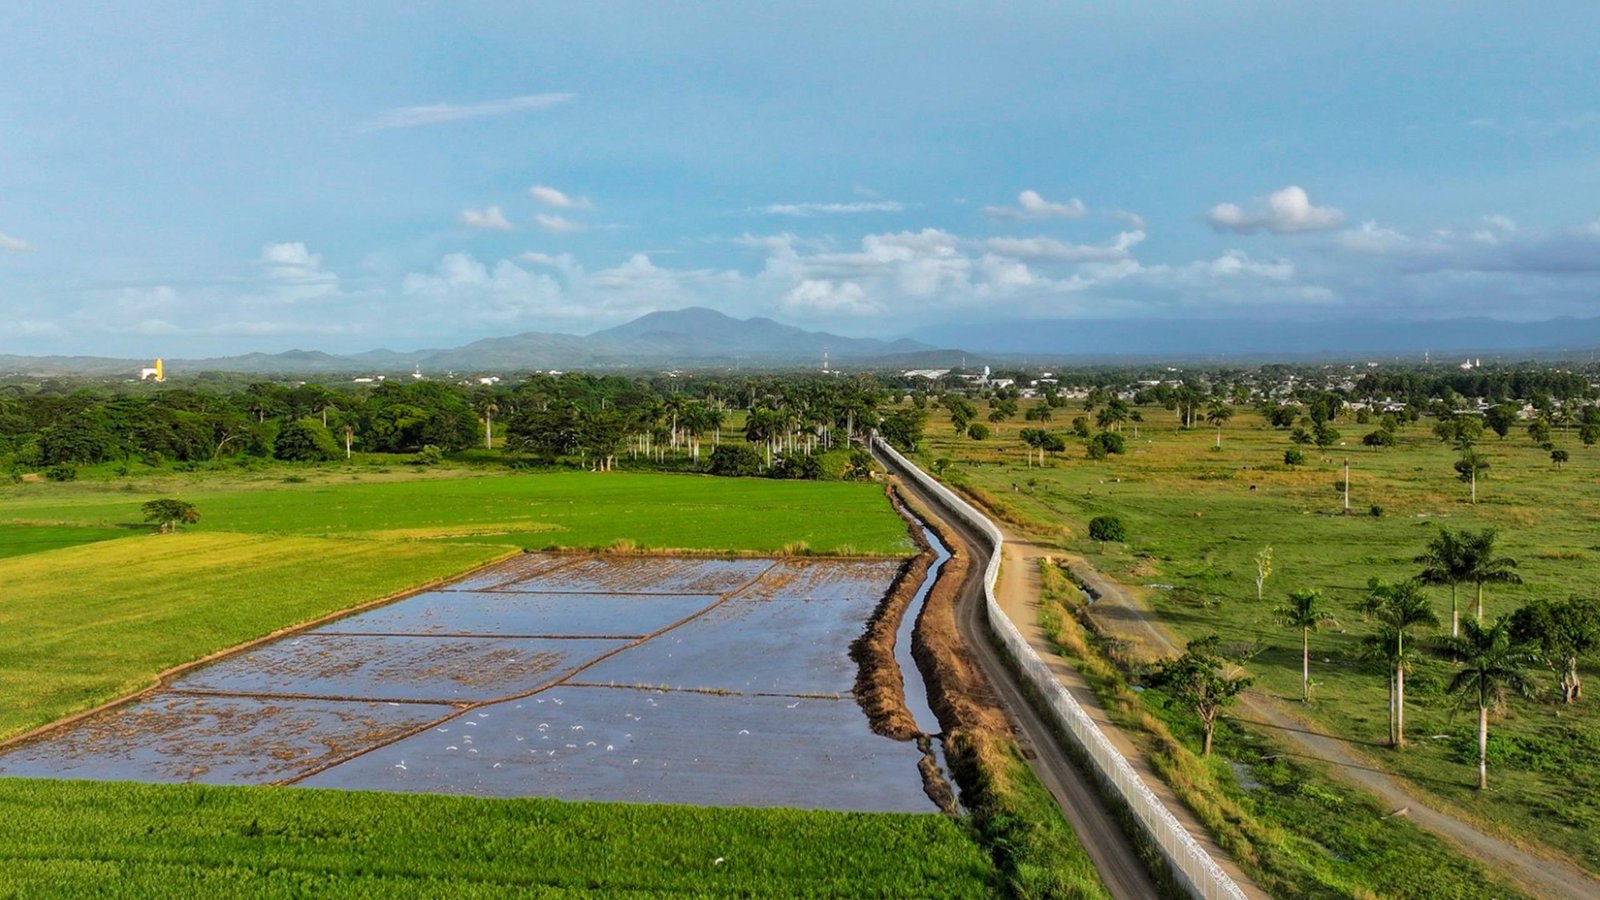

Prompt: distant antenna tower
[{"left": 822, "top": 348, "right": 830, "bottom": 373}]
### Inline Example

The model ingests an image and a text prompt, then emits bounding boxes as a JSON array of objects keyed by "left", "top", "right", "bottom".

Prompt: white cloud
[
  {"left": 461, "top": 206, "right": 514, "bottom": 231},
  {"left": 1206, "top": 185, "right": 1345, "bottom": 234},
  {"left": 535, "top": 213, "right": 583, "bottom": 233},
  {"left": 529, "top": 184, "right": 591, "bottom": 209},
  {"left": 762, "top": 201, "right": 905, "bottom": 216},
  {"left": 782, "top": 279, "right": 882, "bottom": 316},
  {"left": 0, "top": 231, "right": 32, "bottom": 252},
  {"left": 361, "top": 92, "right": 574, "bottom": 130},
  {"left": 982, "top": 189, "right": 1087, "bottom": 220},
  {"left": 985, "top": 230, "right": 1145, "bottom": 263},
  {"left": 1105, "top": 209, "right": 1147, "bottom": 230},
  {"left": 258, "top": 243, "right": 341, "bottom": 302}
]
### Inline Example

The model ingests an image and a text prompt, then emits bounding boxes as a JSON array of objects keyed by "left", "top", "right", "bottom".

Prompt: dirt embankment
[{"left": 848, "top": 488, "right": 934, "bottom": 742}]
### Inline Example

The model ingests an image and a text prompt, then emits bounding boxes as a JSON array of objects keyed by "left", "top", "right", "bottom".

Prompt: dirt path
[
  {"left": 1035, "top": 538, "right": 1600, "bottom": 900},
  {"left": 995, "top": 535, "right": 1268, "bottom": 899}
]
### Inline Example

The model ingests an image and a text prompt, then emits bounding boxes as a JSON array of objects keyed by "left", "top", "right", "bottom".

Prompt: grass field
[
  {"left": 0, "top": 523, "right": 128, "bottom": 560},
  {"left": 921, "top": 402, "right": 1600, "bottom": 871},
  {"left": 0, "top": 778, "right": 998, "bottom": 897},
  {"left": 0, "top": 465, "right": 912, "bottom": 557}
]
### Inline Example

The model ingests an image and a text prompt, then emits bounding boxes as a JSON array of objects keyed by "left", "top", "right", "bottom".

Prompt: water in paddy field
[{"left": 0, "top": 553, "right": 940, "bottom": 813}]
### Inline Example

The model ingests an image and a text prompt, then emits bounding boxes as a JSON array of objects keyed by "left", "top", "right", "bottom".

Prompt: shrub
[
  {"left": 707, "top": 444, "right": 763, "bottom": 477},
  {"left": 1283, "top": 448, "right": 1306, "bottom": 466},
  {"left": 967, "top": 422, "right": 991, "bottom": 441},
  {"left": 1088, "top": 515, "right": 1127, "bottom": 544},
  {"left": 1089, "top": 431, "right": 1126, "bottom": 456},
  {"left": 44, "top": 463, "right": 78, "bottom": 482}
]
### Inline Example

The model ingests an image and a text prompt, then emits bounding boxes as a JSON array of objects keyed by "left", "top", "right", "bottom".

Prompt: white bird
[
  {"left": 632, "top": 759, "right": 639, "bottom": 765},
  {"left": 492, "top": 762, "right": 502, "bottom": 768},
  {"left": 515, "top": 736, "right": 525, "bottom": 742},
  {"left": 467, "top": 748, "right": 478, "bottom": 754},
  {"left": 586, "top": 741, "right": 596, "bottom": 747},
  {"left": 436, "top": 727, "right": 449, "bottom": 733},
  {"left": 446, "top": 745, "right": 459, "bottom": 751},
  {"left": 738, "top": 729, "right": 750, "bottom": 735},
  {"left": 606, "top": 745, "right": 614, "bottom": 751},
  {"left": 394, "top": 761, "right": 407, "bottom": 771},
  {"left": 464, "top": 721, "right": 477, "bottom": 727},
  {"left": 786, "top": 701, "right": 800, "bottom": 709},
  {"left": 478, "top": 713, "right": 489, "bottom": 718},
  {"left": 713, "top": 858, "right": 724, "bottom": 866}
]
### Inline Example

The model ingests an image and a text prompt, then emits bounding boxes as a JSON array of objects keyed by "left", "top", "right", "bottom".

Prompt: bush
[
  {"left": 967, "top": 422, "right": 990, "bottom": 441},
  {"left": 1369, "top": 504, "right": 1384, "bottom": 518},
  {"left": 769, "top": 451, "right": 823, "bottom": 480},
  {"left": 1089, "top": 431, "right": 1126, "bottom": 456},
  {"left": 706, "top": 444, "right": 763, "bottom": 477},
  {"left": 413, "top": 445, "right": 445, "bottom": 466},
  {"left": 1283, "top": 448, "right": 1306, "bottom": 466},
  {"left": 44, "top": 463, "right": 78, "bottom": 482},
  {"left": 1088, "top": 515, "right": 1127, "bottom": 543}
]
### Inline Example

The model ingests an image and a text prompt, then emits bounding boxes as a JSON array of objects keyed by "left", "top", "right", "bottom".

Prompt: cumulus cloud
[
  {"left": 529, "top": 184, "right": 591, "bottom": 209},
  {"left": 982, "top": 190, "right": 1087, "bottom": 220},
  {"left": 258, "top": 243, "right": 340, "bottom": 302},
  {"left": 1207, "top": 185, "right": 1345, "bottom": 234},
  {"left": 0, "top": 231, "right": 32, "bottom": 252},
  {"left": 535, "top": 213, "right": 583, "bottom": 233},
  {"left": 762, "top": 201, "right": 905, "bottom": 216},
  {"left": 781, "top": 279, "right": 882, "bottom": 316},
  {"left": 361, "top": 92, "right": 574, "bottom": 130},
  {"left": 461, "top": 206, "right": 514, "bottom": 231}
]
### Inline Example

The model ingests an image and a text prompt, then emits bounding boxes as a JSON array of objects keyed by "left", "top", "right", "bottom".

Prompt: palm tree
[
  {"left": 476, "top": 400, "right": 499, "bottom": 450},
  {"left": 1416, "top": 528, "right": 1471, "bottom": 637},
  {"left": 1445, "top": 617, "right": 1537, "bottom": 789},
  {"left": 1360, "top": 578, "right": 1440, "bottom": 747},
  {"left": 1460, "top": 529, "right": 1521, "bottom": 624},
  {"left": 1206, "top": 402, "right": 1233, "bottom": 448},
  {"left": 1275, "top": 588, "right": 1335, "bottom": 702}
]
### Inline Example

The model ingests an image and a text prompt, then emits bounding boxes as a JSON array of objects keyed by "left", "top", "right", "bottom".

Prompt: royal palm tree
[
  {"left": 1360, "top": 578, "right": 1440, "bottom": 747},
  {"left": 1275, "top": 588, "right": 1336, "bottom": 702},
  {"left": 1460, "top": 529, "right": 1521, "bottom": 624},
  {"left": 1206, "top": 402, "right": 1233, "bottom": 448},
  {"left": 1445, "top": 617, "right": 1537, "bottom": 789},
  {"left": 1416, "top": 528, "right": 1471, "bottom": 637}
]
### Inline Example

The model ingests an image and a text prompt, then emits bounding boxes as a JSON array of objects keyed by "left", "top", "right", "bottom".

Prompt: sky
[{"left": 2, "top": 2, "right": 1599, "bottom": 357}]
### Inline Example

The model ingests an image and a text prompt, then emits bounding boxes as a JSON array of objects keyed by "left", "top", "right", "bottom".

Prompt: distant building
[
  {"left": 477, "top": 376, "right": 501, "bottom": 385},
  {"left": 903, "top": 369, "right": 950, "bottom": 380},
  {"left": 137, "top": 358, "right": 165, "bottom": 382}
]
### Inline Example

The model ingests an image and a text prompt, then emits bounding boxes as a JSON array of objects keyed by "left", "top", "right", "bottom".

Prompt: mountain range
[
  {"left": 8, "top": 308, "right": 1600, "bottom": 379},
  {"left": 0, "top": 308, "right": 962, "bottom": 377}
]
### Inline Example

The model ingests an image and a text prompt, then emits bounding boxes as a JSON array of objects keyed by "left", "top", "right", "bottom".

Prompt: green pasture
[
  {"left": 0, "top": 778, "right": 997, "bottom": 897},
  {"left": 0, "top": 466, "right": 911, "bottom": 557},
  {"left": 923, "top": 404, "right": 1600, "bottom": 870}
]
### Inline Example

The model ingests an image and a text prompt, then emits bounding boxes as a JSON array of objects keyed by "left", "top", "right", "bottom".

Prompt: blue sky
[{"left": 3, "top": 2, "right": 1599, "bottom": 356}]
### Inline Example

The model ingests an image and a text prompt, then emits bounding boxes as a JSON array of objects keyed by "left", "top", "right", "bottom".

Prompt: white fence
[{"left": 874, "top": 437, "right": 1248, "bottom": 900}]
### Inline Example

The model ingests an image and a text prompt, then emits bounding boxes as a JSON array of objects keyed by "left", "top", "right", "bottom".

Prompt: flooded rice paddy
[{"left": 0, "top": 552, "right": 940, "bottom": 812}]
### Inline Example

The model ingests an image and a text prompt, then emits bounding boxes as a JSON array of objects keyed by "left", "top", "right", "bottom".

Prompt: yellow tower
[{"left": 154, "top": 358, "right": 165, "bottom": 382}]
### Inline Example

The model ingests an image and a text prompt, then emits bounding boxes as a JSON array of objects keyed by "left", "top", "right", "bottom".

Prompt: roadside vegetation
[
  {"left": 0, "top": 778, "right": 997, "bottom": 897},
  {"left": 1036, "top": 561, "right": 1523, "bottom": 898},
  {"left": 915, "top": 365, "right": 1600, "bottom": 875}
]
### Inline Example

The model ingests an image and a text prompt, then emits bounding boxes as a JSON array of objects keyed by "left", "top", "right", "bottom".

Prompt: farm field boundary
[{"left": 875, "top": 436, "right": 1247, "bottom": 900}]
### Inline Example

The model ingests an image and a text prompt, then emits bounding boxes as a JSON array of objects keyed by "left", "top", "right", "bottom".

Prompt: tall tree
[
  {"left": 1445, "top": 617, "right": 1537, "bottom": 790},
  {"left": 1416, "top": 528, "right": 1470, "bottom": 637},
  {"left": 1454, "top": 449, "right": 1490, "bottom": 504},
  {"left": 1360, "top": 578, "right": 1440, "bottom": 747},
  {"left": 1149, "top": 635, "right": 1252, "bottom": 756},
  {"left": 1206, "top": 401, "right": 1233, "bottom": 448},
  {"left": 1460, "top": 529, "right": 1521, "bottom": 624},
  {"left": 1275, "top": 588, "right": 1335, "bottom": 702}
]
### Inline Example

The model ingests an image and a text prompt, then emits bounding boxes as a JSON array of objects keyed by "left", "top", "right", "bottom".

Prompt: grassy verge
[
  {"left": 948, "top": 731, "right": 1111, "bottom": 900},
  {"left": 1036, "top": 561, "right": 1524, "bottom": 899},
  {"left": 0, "top": 778, "right": 997, "bottom": 897}
]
